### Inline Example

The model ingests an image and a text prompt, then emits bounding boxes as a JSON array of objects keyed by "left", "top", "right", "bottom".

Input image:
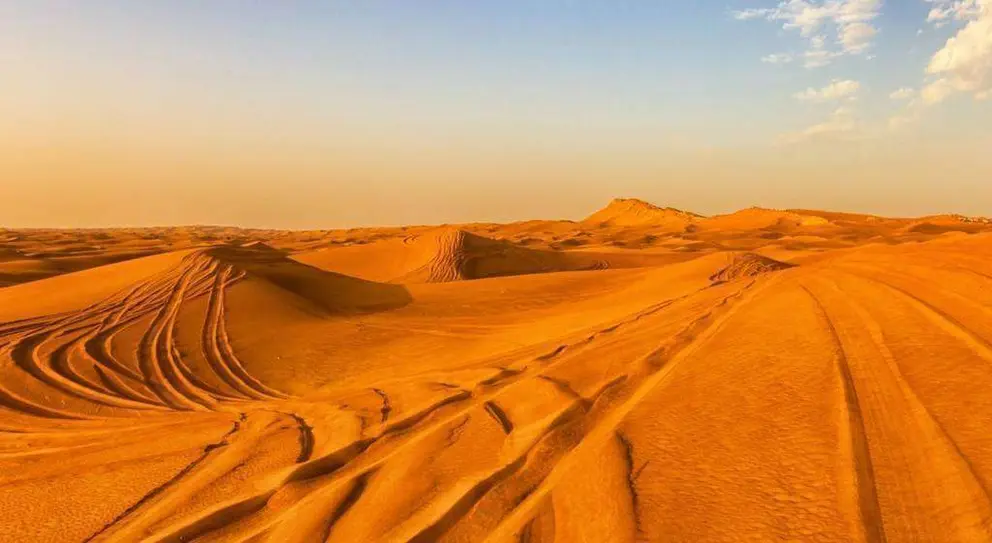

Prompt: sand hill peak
[{"left": 583, "top": 198, "right": 704, "bottom": 228}]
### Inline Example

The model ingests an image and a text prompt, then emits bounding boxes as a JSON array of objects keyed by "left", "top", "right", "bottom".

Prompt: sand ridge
[{"left": 583, "top": 198, "right": 703, "bottom": 229}]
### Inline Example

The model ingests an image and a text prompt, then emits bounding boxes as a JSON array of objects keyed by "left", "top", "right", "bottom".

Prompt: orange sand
[{"left": 3, "top": 199, "right": 992, "bottom": 541}]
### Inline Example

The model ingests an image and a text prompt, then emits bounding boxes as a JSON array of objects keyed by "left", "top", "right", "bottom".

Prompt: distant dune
[
  {"left": 695, "top": 206, "right": 831, "bottom": 231},
  {"left": 2, "top": 201, "right": 992, "bottom": 541},
  {"left": 582, "top": 198, "right": 703, "bottom": 229}
]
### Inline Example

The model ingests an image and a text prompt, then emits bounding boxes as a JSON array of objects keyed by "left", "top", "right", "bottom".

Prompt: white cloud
[
  {"left": 929, "top": 7, "right": 952, "bottom": 26},
  {"left": 734, "top": 8, "right": 776, "bottom": 20},
  {"left": 841, "top": 21, "right": 878, "bottom": 53},
  {"left": 780, "top": 106, "right": 862, "bottom": 144},
  {"left": 890, "top": 87, "right": 916, "bottom": 100},
  {"left": 887, "top": 0, "right": 989, "bottom": 134},
  {"left": 921, "top": 0, "right": 992, "bottom": 104},
  {"left": 762, "top": 53, "right": 795, "bottom": 63},
  {"left": 794, "top": 79, "right": 862, "bottom": 101},
  {"left": 920, "top": 78, "right": 956, "bottom": 103},
  {"left": 733, "top": 0, "right": 883, "bottom": 66},
  {"left": 802, "top": 34, "right": 845, "bottom": 67},
  {"left": 926, "top": 0, "right": 984, "bottom": 25}
]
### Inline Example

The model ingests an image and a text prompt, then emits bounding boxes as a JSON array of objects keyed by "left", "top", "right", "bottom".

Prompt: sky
[{"left": 2, "top": 0, "right": 990, "bottom": 228}]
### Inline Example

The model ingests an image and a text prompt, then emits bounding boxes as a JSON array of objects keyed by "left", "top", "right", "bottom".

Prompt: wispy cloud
[
  {"left": 761, "top": 53, "right": 795, "bottom": 64},
  {"left": 925, "top": 0, "right": 984, "bottom": 27},
  {"left": 889, "top": 87, "right": 916, "bottom": 100},
  {"left": 784, "top": 79, "right": 864, "bottom": 143},
  {"left": 794, "top": 79, "right": 862, "bottom": 102},
  {"left": 733, "top": 0, "right": 883, "bottom": 67},
  {"left": 779, "top": 106, "right": 863, "bottom": 144},
  {"left": 802, "top": 35, "right": 845, "bottom": 67}
]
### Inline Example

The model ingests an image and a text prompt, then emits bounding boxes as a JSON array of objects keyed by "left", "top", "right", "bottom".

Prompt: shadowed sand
[{"left": 3, "top": 200, "right": 992, "bottom": 541}]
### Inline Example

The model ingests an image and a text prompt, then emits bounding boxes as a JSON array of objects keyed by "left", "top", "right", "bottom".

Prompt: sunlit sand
[{"left": 3, "top": 199, "right": 992, "bottom": 541}]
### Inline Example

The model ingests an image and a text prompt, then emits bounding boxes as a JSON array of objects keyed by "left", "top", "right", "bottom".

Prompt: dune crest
[
  {"left": 698, "top": 207, "right": 831, "bottom": 230},
  {"left": 583, "top": 198, "right": 703, "bottom": 228},
  {"left": 397, "top": 228, "right": 491, "bottom": 283},
  {"left": 709, "top": 252, "right": 795, "bottom": 283}
]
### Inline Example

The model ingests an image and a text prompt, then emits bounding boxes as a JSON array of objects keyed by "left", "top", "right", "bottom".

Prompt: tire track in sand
[
  {"left": 482, "top": 276, "right": 776, "bottom": 541},
  {"left": 210, "top": 265, "right": 290, "bottom": 400},
  {"left": 802, "top": 284, "right": 886, "bottom": 543},
  {"left": 83, "top": 412, "right": 247, "bottom": 542},
  {"left": 72, "top": 273, "right": 753, "bottom": 541},
  {"left": 137, "top": 260, "right": 214, "bottom": 411},
  {"left": 811, "top": 273, "right": 992, "bottom": 541},
  {"left": 200, "top": 265, "right": 271, "bottom": 401}
]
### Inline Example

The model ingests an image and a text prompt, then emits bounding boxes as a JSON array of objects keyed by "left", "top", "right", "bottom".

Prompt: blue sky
[{"left": 1, "top": 1, "right": 990, "bottom": 227}]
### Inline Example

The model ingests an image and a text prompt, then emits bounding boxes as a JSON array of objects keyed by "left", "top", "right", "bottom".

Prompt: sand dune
[
  {"left": 582, "top": 198, "right": 702, "bottom": 230},
  {"left": 708, "top": 252, "right": 794, "bottom": 283},
  {"left": 292, "top": 227, "right": 691, "bottom": 284},
  {"left": 3, "top": 203, "right": 992, "bottom": 541},
  {"left": 696, "top": 206, "right": 831, "bottom": 231}
]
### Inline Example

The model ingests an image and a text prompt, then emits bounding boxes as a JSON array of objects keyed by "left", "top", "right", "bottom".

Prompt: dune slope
[{"left": 582, "top": 198, "right": 703, "bottom": 229}]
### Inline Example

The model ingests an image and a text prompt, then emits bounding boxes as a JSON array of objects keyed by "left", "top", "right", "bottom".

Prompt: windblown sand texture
[{"left": 3, "top": 199, "right": 992, "bottom": 542}]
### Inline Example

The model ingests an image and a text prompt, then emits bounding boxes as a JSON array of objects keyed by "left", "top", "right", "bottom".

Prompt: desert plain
[{"left": 3, "top": 198, "right": 992, "bottom": 542}]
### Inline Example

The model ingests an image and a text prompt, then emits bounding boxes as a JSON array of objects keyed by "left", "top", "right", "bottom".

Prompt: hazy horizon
[
  {"left": 4, "top": 1, "right": 991, "bottom": 228},
  {"left": 0, "top": 193, "right": 986, "bottom": 231}
]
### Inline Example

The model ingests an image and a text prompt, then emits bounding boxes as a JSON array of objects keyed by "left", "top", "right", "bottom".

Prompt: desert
[
  {"left": 3, "top": 199, "right": 992, "bottom": 541},
  {"left": 7, "top": 1, "right": 992, "bottom": 540}
]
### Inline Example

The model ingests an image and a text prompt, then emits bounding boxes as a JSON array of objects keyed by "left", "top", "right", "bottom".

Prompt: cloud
[
  {"left": 840, "top": 21, "right": 877, "bottom": 53},
  {"left": 925, "top": 0, "right": 984, "bottom": 26},
  {"left": 802, "top": 35, "right": 845, "bottom": 67},
  {"left": 779, "top": 106, "right": 862, "bottom": 144},
  {"left": 733, "top": 0, "right": 883, "bottom": 66},
  {"left": 921, "top": 0, "right": 992, "bottom": 104},
  {"left": 889, "top": 87, "right": 916, "bottom": 100},
  {"left": 761, "top": 53, "right": 795, "bottom": 63},
  {"left": 794, "top": 79, "right": 862, "bottom": 102},
  {"left": 887, "top": 0, "right": 988, "bottom": 134},
  {"left": 734, "top": 8, "right": 776, "bottom": 20}
]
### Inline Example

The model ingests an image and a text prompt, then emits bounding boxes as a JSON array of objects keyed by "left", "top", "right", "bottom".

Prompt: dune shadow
[{"left": 207, "top": 245, "right": 413, "bottom": 315}]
